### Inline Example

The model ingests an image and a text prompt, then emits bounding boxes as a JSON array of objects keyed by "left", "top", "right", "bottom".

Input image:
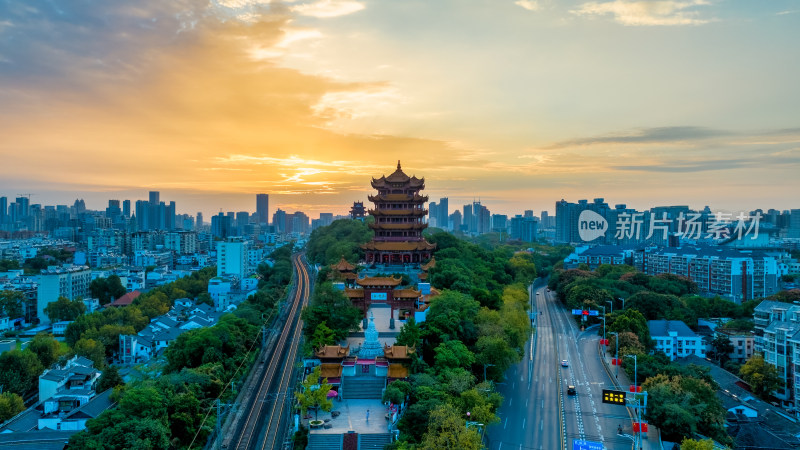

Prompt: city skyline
[{"left": 1, "top": 1, "right": 799, "bottom": 217}]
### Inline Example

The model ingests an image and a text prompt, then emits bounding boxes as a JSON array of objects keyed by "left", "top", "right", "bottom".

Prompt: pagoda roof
[
  {"left": 387, "top": 364, "right": 409, "bottom": 379},
  {"left": 344, "top": 288, "right": 365, "bottom": 298},
  {"left": 331, "top": 256, "right": 356, "bottom": 272},
  {"left": 418, "top": 272, "right": 428, "bottom": 280},
  {"left": 368, "top": 194, "right": 428, "bottom": 203},
  {"left": 357, "top": 276, "right": 403, "bottom": 287},
  {"left": 314, "top": 345, "right": 350, "bottom": 359},
  {"left": 369, "top": 208, "right": 428, "bottom": 217},
  {"left": 369, "top": 222, "right": 428, "bottom": 230},
  {"left": 393, "top": 288, "right": 421, "bottom": 299},
  {"left": 361, "top": 240, "right": 437, "bottom": 252},
  {"left": 319, "top": 363, "right": 343, "bottom": 379},
  {"left": 371, "top": 161, "right": 424, "bottom": 188},
  {"left": 383, "top": 344, "right": 416, "bottom": 359},
  {"left": 420, "top": 256, "right": 436, "bottom": 271}
]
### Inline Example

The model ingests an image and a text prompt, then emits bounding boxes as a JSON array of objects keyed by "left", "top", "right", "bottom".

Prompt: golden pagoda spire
[{"left": 397, "top": 160, "right": 401, "bottom": 170}]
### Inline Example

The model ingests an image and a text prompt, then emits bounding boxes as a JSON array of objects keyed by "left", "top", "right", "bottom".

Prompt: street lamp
[
  {"left": 608, "top": 331, "right": 619, "bottom": 379},
  {"left": 605, "top": 300, "right": 613, "bottom": 314},
  {"left": 619, "top": 297, "right": 626, "bottom": 310},
  {"left": 624, "top": 353, "right": 642, "bottom": 450},
  {"left": 601, "top": 306, "right": 606, "bottom": 346},
  {"left": 465, "top": 411, "right": 486, "bottom": 443},
  {"left": 482, "top": 364, "right": 496, "bottom": 383}
]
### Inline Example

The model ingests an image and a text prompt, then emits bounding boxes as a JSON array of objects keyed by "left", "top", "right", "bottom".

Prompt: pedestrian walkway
[{"left": 598, "top": 343, "right": 661, "bottom": 450}]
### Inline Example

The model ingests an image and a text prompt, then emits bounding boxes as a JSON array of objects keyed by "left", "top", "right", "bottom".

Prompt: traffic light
[{"left": 602, "top": 389, "right": 626, "bottom": 405}]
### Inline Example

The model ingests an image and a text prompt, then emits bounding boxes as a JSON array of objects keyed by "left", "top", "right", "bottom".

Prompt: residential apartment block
[
  {"left": 754, "top": 301, "right": 800, "bottom": 404},
  {"left": 36, "top": 264, "right": 91, "bottom": 325},
  {"left": 638, "top": 246, "right": 780, "bottom": 303}
]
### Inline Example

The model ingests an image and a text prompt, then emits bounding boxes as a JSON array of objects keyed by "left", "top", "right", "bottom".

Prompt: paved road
[
  {"left": 487, "top": 281, "right": 636, "bottom": 450},
  {"left": 225, "top": 253, "right": 312, "bottom": 450}
]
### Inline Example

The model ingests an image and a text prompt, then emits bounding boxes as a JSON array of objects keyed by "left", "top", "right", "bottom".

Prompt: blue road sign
[
  {"left": 571, "top": 309, "right": 584, "bottom": 315},
  {"left": 573, "top": 439, "right": 603, "bottom": 450},
  {"left": 588, "top": 310, "right": 600, "bottom": 316}
]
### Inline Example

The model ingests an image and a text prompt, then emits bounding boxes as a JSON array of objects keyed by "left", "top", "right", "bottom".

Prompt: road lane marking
[
  {"left": 522, "top": 418, "right": 526, "bottom": 429},
  {"left": 504, "top": 417, "right": 508, "bottom": 429}
]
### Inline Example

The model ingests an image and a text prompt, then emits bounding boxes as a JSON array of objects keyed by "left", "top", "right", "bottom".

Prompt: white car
[{"left": 561, "top": 360, "right": 569, "bottom": 367}]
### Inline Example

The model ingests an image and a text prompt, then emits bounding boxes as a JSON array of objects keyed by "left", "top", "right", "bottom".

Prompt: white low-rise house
[
  {"left": 38, "top": 356, "right": 100, "bottom": 403},
  {"left": 119, "top": 299, "right": 225, "bottom": 364},
  {"left": 648, "top": 320, "right": 706, "bottom": 361}
]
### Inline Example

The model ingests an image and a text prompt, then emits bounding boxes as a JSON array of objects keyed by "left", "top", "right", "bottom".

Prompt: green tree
[
  {"left": 28, "top": 332, "right": 63, "bottom": 369},
  {"left": 97, "top": 365, "right": 124, "bottom": 392},
  {"left": 74, "top": 338, "right": 106, "bottom": 369},
  {"left": 0, "top": 259, "right": 21, "bottom": 272},
  {"left": 418, "top": 404, "right": 482, "bottom": 450},
  {"left": 120, "top": 385, "right": 167, "bottom": 419},
  {"left": 89, "top": 275, "right": 127, "bottom": 306},
  {"left": 383, "top": 381, "right": 412, "bottom": 405},
  {"left": 295, "top": 366, "right": 333, "bottom": 421},
  {"left": 0, "top": 349, "right": 43, "bottom": 395},
  {"left": 710, "top": 334, "right": 734, "bottom": 365},
  {"left": 44, "top": 296, "right": 86, "bottom": 322},
  {"left": 740, "top": 354, "right": 780, "bottom": 398},
  {"left": 310, "top": 321, "right": 335, "bottom": 350},
  {"left": 0, "top": 392, "right": 25, "bottom": 422},
  {"left": 434, "top": 340, "right": 476, "bottom": 370},
  {"left": 395, "top": 317, "right": 422, "bottom": 349},
  {"left": 0, "top": 290, "right": 24, "bottom": 320},
  {"left": 301, "top": 282, "right": 362, "bottom": 341},
  {"left": 680, "top": 438, "right": 715, "bottom": 450}
]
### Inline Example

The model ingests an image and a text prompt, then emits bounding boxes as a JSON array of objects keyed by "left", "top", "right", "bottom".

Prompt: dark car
[{"left": 567, "top": 385, "right": 576, "bottom": 395}]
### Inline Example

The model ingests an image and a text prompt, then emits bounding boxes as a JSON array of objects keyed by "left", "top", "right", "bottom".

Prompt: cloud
[
  {"left": 549, "top": 126, "right": 732, "bottom": 148},
  {"left": 290, "top": 0, "right": 365, "bottom": 18},
  {"left": 570, "top": 0, "right": 713, "bottom": 26},
  {"left": 515, "top": 1, "right": 541, "bottom": 11}
]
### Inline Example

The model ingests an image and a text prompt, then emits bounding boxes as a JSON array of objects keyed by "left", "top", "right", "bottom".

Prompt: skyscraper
[
  {"left": 438, "top": 197, "right": 449, "bottom": 230},
  {"left": 0, "top": 196, "right": 6, "bottom": 223},
  {"left": 256, "top": 194, "right": 269, "bottom": 225},
  {"left": 149, "top": 191, "right": 160, "bottom": 205},
  {"left": 122, "top": 199, "right": 131, "bottom": 218},
  {"left": 196, "top": 212, "right": 203, "bottom": 229}
]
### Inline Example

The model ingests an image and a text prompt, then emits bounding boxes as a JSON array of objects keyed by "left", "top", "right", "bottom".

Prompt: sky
[{"left": 0, "top": 0, "right": 799, "bottom": 218}]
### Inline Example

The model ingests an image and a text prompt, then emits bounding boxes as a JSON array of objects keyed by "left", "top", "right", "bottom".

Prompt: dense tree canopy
[
  {"left": 0, "top": 290, "right": 24, "bottom": 319},
  {"left": 89, "top": 275, "right": 127, "bottom": 305},
  {"left": 44, "top": 296, "right": 86, "bottom": 322}
]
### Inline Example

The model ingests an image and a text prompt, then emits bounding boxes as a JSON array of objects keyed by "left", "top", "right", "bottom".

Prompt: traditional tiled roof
[
  {"left": 314, "top": 345, "right": 350, "bottom": 359},
  {"left": 383, "top": 344, "right": 416, "bottom": 359},
  {"left": 370, "top": 161, "right": 425, "bottom": 188},
  {"left": 388, "top": 364, "right": 409, "bottom": 379},
  {"left": 361, "top": 241, "right": 436, "bottom": 252},
  {"left": 418, "top": 272, "right": 428, "bottom": 280},
  {"left": 319, "top": 363, "right": 343, "bottom": 379},
  {"left": 356, "top": 276, "right": 403, "bottom": 287},
  {"left": 108, "top": 290, "right": 141, "bottom": 307},
  {"left": 368, "top": 194, "right": 428, "bottom": 203},
  {"left": 420, "top": 256, "right": 436, "bottom": 271},
  {"left": 344, "top": 288, "right": 365, "bottom": 298},
  {"left": 64, "top": 389, "right": 113, "bottom": 420},
  {"left": 392, "top": 289, "right": 421, "bottom": 299},
  {"left": 369, "top": 222, "right": 427, "bottom": 230},
  {"left": 368, "top": 209, "right": 427, "bottom": 217},
  {"left": 331, "top": 256, "right": 355, "bottom": 272}
]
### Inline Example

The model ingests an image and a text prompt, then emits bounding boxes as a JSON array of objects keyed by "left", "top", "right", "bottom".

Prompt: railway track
[{"left": 226, "top": 253, "right": 312, "bottom": 450}]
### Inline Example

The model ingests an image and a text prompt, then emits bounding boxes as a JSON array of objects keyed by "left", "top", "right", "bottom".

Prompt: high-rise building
[
  {"left": 438, "top": 197, "right": 449, "bottom": 231},
  {"left": 429, "top": 202, "right": 438, "bottom": 227},
  {"left": 319, "top": 213, "right": 334, "bottom": 227},
  {"left": 149, "top": 191, "right": 160, "bottom": 205},
  {"left": 790, "top": 209, "right": 800, "bottom": 239},
  {"left": 196, "top": 212, "right": 203, "bottom": 229},
  {"left": 211, "top": 213, "right": 232, "bottom": 238},
  {"left": 217, "top": 237, "right": 250, "bottom": 278},
  {"left": 273, "top": 209, "right": 287, "bottom": 234},
  {"left": 0, "top": 196, "right": 6, "bottom": 223},
  {"left": 450, "top": 210, "right": 462, "bottom": 232},
  {"left": 122, "top": 199, "right": 131, "bottom": 218},
  {"left": 135, "top": 200, "right": 149, "bottom": 231},
  {"left": 256, "top": 194, "right": 269, "bottom": 225},
  {"left": 236, "top": 211, "right": 250, "bottom": 233},
  {"left": 463, "top": 204, "right": 473, "bottom": 233},
  {"left": 492, "top": 214, "right": 508, "bottom": 232}
]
